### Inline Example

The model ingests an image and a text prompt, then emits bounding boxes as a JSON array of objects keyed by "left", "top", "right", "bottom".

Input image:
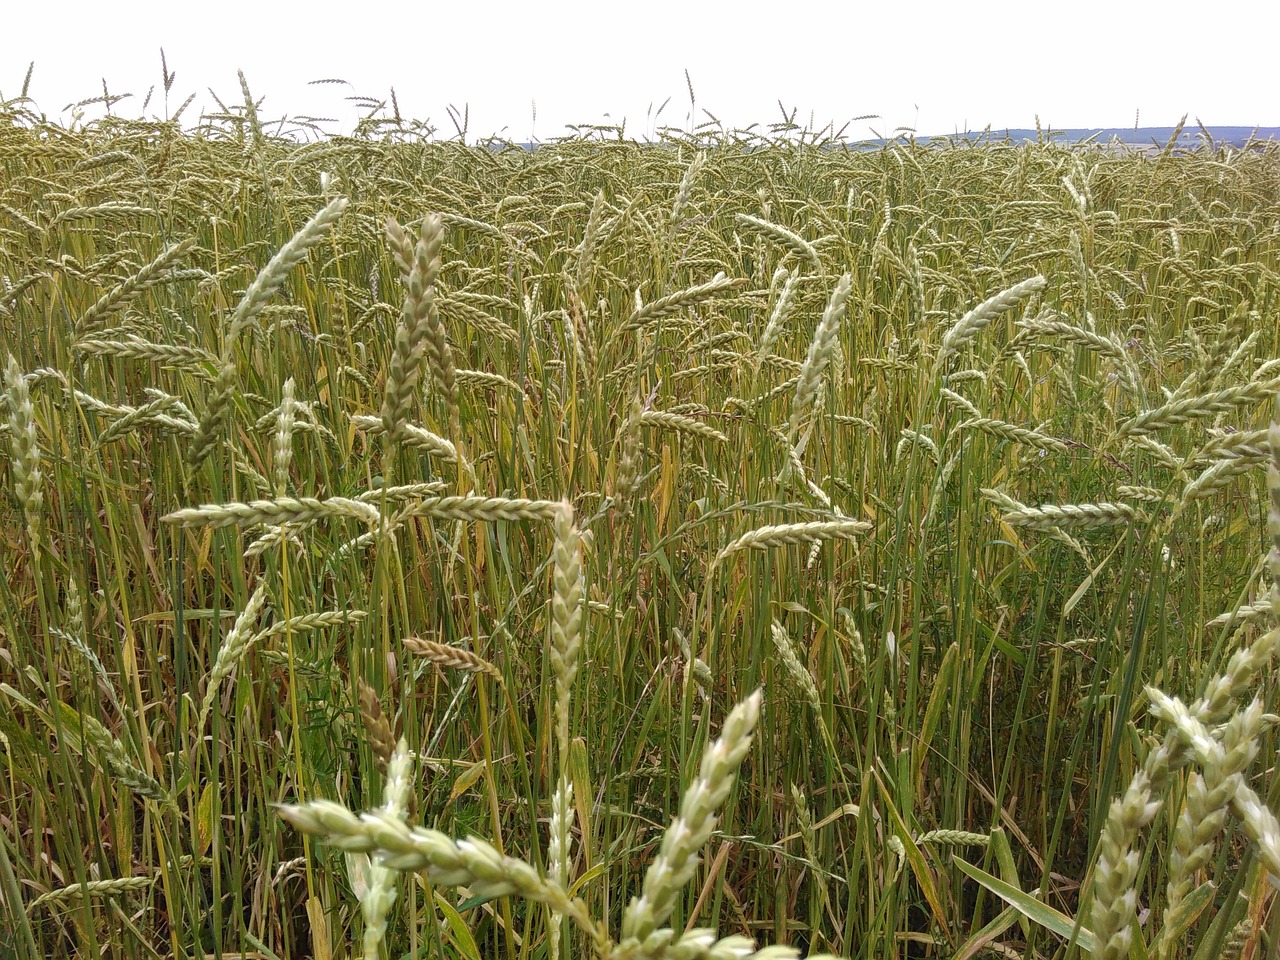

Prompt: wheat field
[{"left": 3, "top": 84, "right": 1280, "bottom": 959}]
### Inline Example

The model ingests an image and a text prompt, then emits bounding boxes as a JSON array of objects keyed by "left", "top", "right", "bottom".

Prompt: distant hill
[{"left": 892, "top": 126, "right": 1280, "bottom": 150}]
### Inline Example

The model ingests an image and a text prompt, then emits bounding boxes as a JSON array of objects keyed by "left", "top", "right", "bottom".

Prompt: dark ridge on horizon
[{"left": 905, "top": 126, "right": 1280, "bottom": 149}]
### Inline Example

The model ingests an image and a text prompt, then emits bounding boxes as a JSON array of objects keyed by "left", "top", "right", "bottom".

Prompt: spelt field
[{"left": 3, "top": 84, "right": 1280, "bottom": 960}]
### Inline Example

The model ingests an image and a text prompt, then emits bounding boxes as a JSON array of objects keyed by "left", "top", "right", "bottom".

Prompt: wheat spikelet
[
  {"left": 1181, "top": 456, "right": 1261, "bottom": 503},
  {"left": 352, "top": 482, "right": 449, "bottom": 504},
  {"left": 670, "top": 150, "right": 706, "bottom": 229},
  {"left": 249, "top": 610, "right": 365, "bottom": 645},
  {"left": 438, "top": 294, "right": 518, "bottom": 342},
  {"left": 550, "top": 502, "right": 584, "bottom": 763},
  {"left": 361, "top": 742, "right": 413, "bottom": 960},
  {"left": 94, "top": 394, "right": 182, "bottom": 448},
  {"left": 56, "top": 704, "right": 172, "bottom": 808},
  {"left": 755, "top": 269, "right": 797, "bottom": 372},
  {"left": 279, "top": 802, "right": 605, "bottom": 949},
  {"left": 1150, "top": 696, "right": 1263, "bottom": 959},
  {"left": 1017, "top": 314, "right": 1140, "bottom": 393},
  {"left": 187, "top": 198, "right": 347, "bottom": 468},
  {"left": 770, "top": 621, "right": 821, "bottom": 716},
  {"left": 939, "top": 387, "right": 982, "bottom": 419},
  {"left": 391, "top": 494, "right": 561, "bottom": 525}
]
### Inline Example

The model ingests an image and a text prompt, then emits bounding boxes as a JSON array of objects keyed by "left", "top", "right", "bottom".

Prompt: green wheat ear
[{"left": 621, "top": 690, "right": 763, "bottom": 945}]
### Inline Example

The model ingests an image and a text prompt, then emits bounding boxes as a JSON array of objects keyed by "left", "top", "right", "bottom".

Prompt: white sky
[{"left": 4, "top": 0, "right": 1276, "bottom": 141}]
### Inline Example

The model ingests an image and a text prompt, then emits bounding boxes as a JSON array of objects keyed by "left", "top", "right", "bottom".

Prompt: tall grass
[{"left": 2, "top": 86, "right": 1280, "bottom": 959}]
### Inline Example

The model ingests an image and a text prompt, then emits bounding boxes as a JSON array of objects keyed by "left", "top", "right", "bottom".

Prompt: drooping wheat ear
[
  {"left": 770, "top": 621, "right": 821, "bottom": 718},
  {"left": 957, "top": 417, "right": 1069, "bottom": 453},
  {"left": 57, "top": 704, "right": 173, "bottom": 809},
  {"left": 278, "top": 802, "right": 608, "bottom": 951},
  {"left": 361, "top": 741, "right": 413, "bottom": 960},
  {"left": 735, "top": 213, "right": 822, "bottom": 271},
  {"left": 197, "top": 582, "right": 268, "bottom": 731},
  {"left": 625, "top": 273, "right": 745, "bottom": 330},
  {"left": 351, "top": 414, "right": 458, "bottom": 462},
  {"left": 935, "top": 275, "right": 1047, "bottom": 371},
  {"left": 1180, "top": 456, "right": 1261, "bottom": 503},
  {"left": 403, "top": 636, "right": 502, "bottom": 683},
  {"left": 1017, "top": 315, "right": 1141, "bottom": 395},
  {"left": 273, "top": 378, "right": 296, "bottom": 496},
  {"left": 381, "top": 215, "right": 447, "bottom": 440},
  {"left": 94, "top": 394, "right": 182, "bottom": 449},
  {"left": 787, "top": 273, "right": 852, "bottom": 446},
  {"left": 620, "top": 690, "right": 763, "bottom": 945},
  {"left": 187, "top": 197, "right": 348, "bottom": 468},
  {"left": 999, "top": 501, "right": 1145, "bottom": 533},
  {"left": 73, "top": 333, "right": 216, "bottom": 368},
  {"left": 356, "top": 679, "right": 395, "bottom": 773},
  {"left": 31, "top": 875, "right": 155, "bottom": 909},
  {"left": 163, "top": 496, "right": 382, "bottom": 529},
  {"left": 939, "top": 387, "right": 982, "bottom": 419},
  {"left": 249, "top": 611, "right": 366, "bottom": 645},
  {"left": 389, "top": 495, "right": 558, "bottom": 526},
  {"left": 1205, "top": 596, "right": 1273, "bottom": 629},
  {"left": 670, "top": 150, "right": 706, "bottom": 229},
  {"left": 712, "top": 519, "right": 871, "bottom": 569},
  {"left": 4, "top": 355, "right": 44, "bottom": 558},
  {"left": 73, "top": 237, "right": 195, "bottom": 337},
  {"left": 1118, "top": 378, "right": 1280, "bottom": 439},
  {"left": 638, "top": 410, "right": 727, "bottom": 444}
]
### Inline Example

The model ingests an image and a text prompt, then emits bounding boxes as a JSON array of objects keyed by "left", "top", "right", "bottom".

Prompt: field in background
[{"left": 3, "top": 90, "right": 1280, "bottom": 960}]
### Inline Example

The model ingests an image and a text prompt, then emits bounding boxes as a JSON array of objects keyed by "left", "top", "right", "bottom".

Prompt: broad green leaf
[
  {"left": 435, "top": 889, "right": 483, "bottom": 960},
  {"left": 954, "top": 856, "right": 1098, "bottom": 954}
]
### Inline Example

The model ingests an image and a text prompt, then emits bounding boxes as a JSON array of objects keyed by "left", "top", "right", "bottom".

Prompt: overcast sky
[{"left": 4, "top": 0, "right": 1275, "bottom": 141}]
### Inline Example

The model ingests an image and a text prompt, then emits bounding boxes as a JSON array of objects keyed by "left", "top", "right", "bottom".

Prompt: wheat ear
[
  {"left": 621, "top": 691, "right": 763, "bottom": 944},
  {"left": 381, "top": 215, "right": 446, "bottom": 440},
  {"left": 187, "top": 197, "right": 347, "bottom": 468},
  {"left": 4, "top": 355, "right": 44, "bottom": 558}
]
